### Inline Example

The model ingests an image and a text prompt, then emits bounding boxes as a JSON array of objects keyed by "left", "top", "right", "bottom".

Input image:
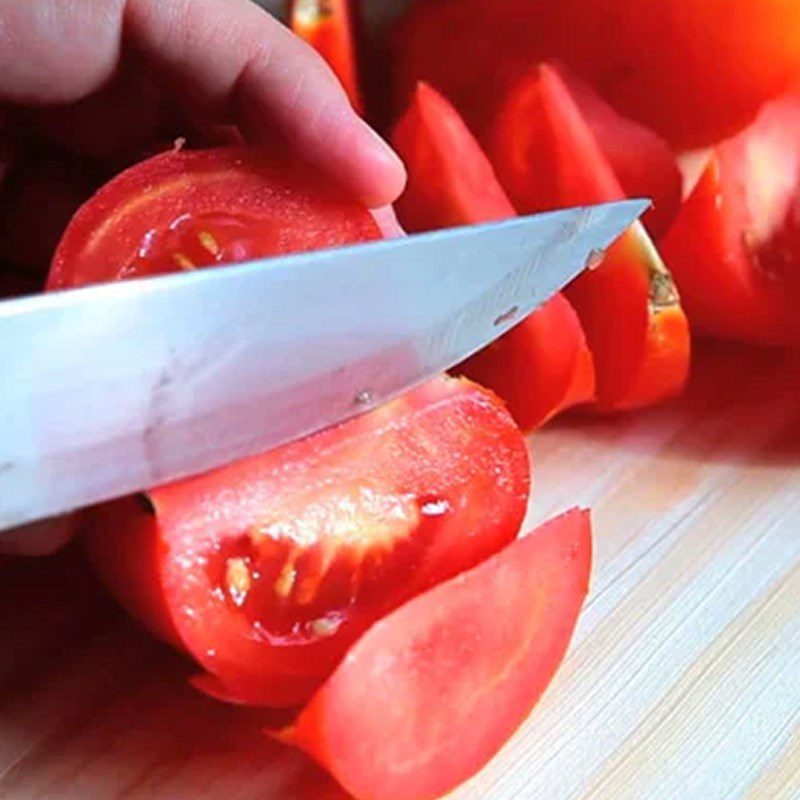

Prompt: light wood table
[{"left": 1, "top": 341, "right": 798, "bottom": 799}]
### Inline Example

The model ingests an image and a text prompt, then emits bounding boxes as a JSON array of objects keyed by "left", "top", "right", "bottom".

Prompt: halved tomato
[
  {"left": 487, "top": 64, "right": 690, "bottom": 411},
  {"left": 391, "top": 81, "right": 594, "bottom": 429},
  {"left": 86, "top": 377, "right": 530, "bottom": 707},
  {"left": 277, "top": 508, "right": 592, "bottom": 800},
  {"left": 46, "top": 146, "right": 380, "bottom": 289},
  {"left": 290, "top": 0, "right": 365, "bottom": 115},
  {"left": 661, "top": 91, "right": 800, "bottom": 346}
]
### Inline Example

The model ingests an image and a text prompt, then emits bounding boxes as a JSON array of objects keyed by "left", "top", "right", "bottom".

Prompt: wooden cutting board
[{"left": 1, "top": 340, "right": 799, "bottom": 800}]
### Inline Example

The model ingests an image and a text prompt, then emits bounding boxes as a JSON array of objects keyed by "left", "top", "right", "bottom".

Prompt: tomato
[
  {"left": 391, "top": 81, "right": 595, "bottom": 429},
  {"left": 550, "top": 0, "right": 800, "bottom": 149},
  {"left": 391, "top": 0, "right": 800, "bottom": 149},
  {"left": 392, "top": 82, "right": 516, "bottom": 231},
  {"left": 47, "top": 146, "right": 380, "bottom": 289},
  {"left": 661, "top": 92, "right": 800, "bottom": 346},
  {"left": 487, "top": 65, "right": 690, "bottom": 411},
  {"left": 276, "top": 508, "right": 592, "bottom": 800},
  {"left": 389, "top": 4, "right": 682, "bottom": 236},
  {"left": 85, "top": 377, "right": 530, "bottom": 707},
  {"left": 290, "top": 0, "right": 364, "bottom": 115}
]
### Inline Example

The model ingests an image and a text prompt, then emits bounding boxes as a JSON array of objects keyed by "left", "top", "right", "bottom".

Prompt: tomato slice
[
  {"left": 276, "top": 508, "right": 592, "bottom": 800},
  {"left": 487, "top": 64, "right": 690, "bottom": 412},
  {"left": 661, "top": 92, "right": 800, "bottom": 346},
  {"left": 290, "top": 0, "right": 365, "bottom": 115},
  {"left": 391, "top": 0, "right": 800, "bottom": 149},
  {"left": 47, "top": 146, "right": 380, "bottom": 289},
  {"left": 389, "top": 6, "right": 681, "bottom": 236},
  {"left": 391, "top": 81, "right": 594, "bottom": 430},
  {"left": 85, "top": 376, "right": 530, "bottom": 707}
]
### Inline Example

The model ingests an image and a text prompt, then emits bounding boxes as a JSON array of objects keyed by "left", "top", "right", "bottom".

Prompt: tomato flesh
[
  {"left": 487, "top": 64, "right": 690, "bottom": 411},
  {"left": 86, "top": 377, "right": 529, "bottom": 707},
  {"left": 277, "top": 508, "right": 592, "bottom": 800},
  {"left": 661, "top": 92, "right": 800, "bottom": 346},
  {"left": 47, "top": 146, "right": 380, "bottom": 289},
  {"left": 391, "top": 81, "right": 594, "bottom": 429}
]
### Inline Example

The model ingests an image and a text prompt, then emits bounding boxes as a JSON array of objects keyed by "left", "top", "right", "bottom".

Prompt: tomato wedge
[
  {"left": 661, "top": 92, "right": 800, "bottom": 346},
  {"left": 389, "top": 5, "right": 681, "bottom": 236},
  {"left": 391, "top": 81, "right": 594, "bottom": 430},
  {"left": 391, "top": 0, "right": 800, "bottom": 149},
  {"left": 47, "top": 146, "right": 380, "bottom": 289},
  {"left": 86, "top": 377, "right": 530, "bottom": 707},
  {"left": 290, "top": 0, "right": 364, "bottom": 115},
  {"left": 487, "top": 65, "right": 690, "bottom": 412},
  {"left": 276, "top": 508, "right": 592, "bottom": 800}
]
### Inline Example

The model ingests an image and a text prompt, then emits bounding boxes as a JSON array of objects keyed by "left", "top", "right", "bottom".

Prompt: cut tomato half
[
  {"left": 661, "top": 92, "right": 800, "bottom": 346},
  {"left": 487, "top": 64, "right": 690, "bottom": 411},
  {"left": 47, "top": 146, "right": 380, "bottom": 289},
  {"left": 391, "top": 81, "right": 594, "bottom": 429},
  {"left": 276, "top": 508, "right": 592, "bottom": 800},
  {"left": 85, "top": 377, "right": 530, "bottom": 707},
  {"left": 290, "top": 0, "right": 365, "bottom": 115}
]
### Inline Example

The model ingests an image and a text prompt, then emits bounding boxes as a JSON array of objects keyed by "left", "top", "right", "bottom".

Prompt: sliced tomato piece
[
  {"left": 661, "top": 92, "right": 800, "bottom": 346},
  {"left": 290, "top": 0, "right": 365, "bottom": 115},
  {"left": 47, "top": 146, "right": 380, "bottom": 289},
  {"left": 392, "top": 0, "right": 800, "bottom": 150},
  {"left": 390, "top": 7, "right": 681, "bottom": 236},
  {"left": 85, "top": 377, "right": 530, "bottom": 708},
  {"left": 559, "top": 68, "right": 681, "bottom": 238},
  {"left": 391, "top": 81, "right": 594, "bottom": 429},
  {"left": 276, "top": 508, "right": 591, "bottom": 800},
  {"left": 391, "top": 81, "right": 516, "bottom": 230},
  {"left": 487, "top": 64, "right": 690, "bottom": 411}
]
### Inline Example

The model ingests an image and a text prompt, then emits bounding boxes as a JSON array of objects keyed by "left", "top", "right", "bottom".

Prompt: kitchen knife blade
[{"left": 0, "top": 199, "right": 646, "bottom": 531}]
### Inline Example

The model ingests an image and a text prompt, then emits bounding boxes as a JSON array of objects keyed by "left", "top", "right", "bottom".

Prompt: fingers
[
  {"left": 125, "top": 0, "right": 405, "bottom": 207},
  {"left": 0, "top": 0, "right": 126, "bottom": 104}
]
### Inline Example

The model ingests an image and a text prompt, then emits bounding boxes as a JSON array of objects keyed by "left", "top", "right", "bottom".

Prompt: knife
[{"left": 0, "top": 199, "right": 646, "bottom": 531}]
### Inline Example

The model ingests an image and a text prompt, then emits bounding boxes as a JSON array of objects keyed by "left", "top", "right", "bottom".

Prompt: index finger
[{"left": 126, "top": 0, "right": 406, "bottom": 207}]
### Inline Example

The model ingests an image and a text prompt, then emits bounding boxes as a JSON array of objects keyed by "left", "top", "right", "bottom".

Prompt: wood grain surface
[{"left": 1, "top": 341, "right": 798, "bottom": 800}]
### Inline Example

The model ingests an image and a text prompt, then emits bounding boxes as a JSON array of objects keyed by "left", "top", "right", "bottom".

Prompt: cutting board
[{"left": 1, "top": 340, "right": 798, "bottom": 799}]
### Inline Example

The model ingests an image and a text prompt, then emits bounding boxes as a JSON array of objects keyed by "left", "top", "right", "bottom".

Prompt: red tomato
[
  {"left": 47, "top": 146, "right": 380, "bottom": 289},
  {"left": 391, "top": 81, "right": 595, "bottom": 430},
  {"left": 276, "top": 508, "right": 592, "bottom": 800},
  {"left": 290, "top": 0, "right": 365, "bottom": 115},
  {"left": 487, "top": 65, "right": 690, "bottom": 412},
  {"left": 661, "top": 92, "right": 800, "bottom": 346},
  {"left": 391, "top": 0, "right": 800, "bottom": 149},
  {"left": 551, "top": 0, "right": 800, "bottom": 149},
  {"left": 389, "top": 4, "right": 682, "bottom": 236},
  {"left": 86, "top": 377, "right": 530, "bottom": 707}
]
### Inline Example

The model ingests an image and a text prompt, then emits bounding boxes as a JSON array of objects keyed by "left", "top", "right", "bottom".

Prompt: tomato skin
[
  {"left": 391, "top": 0, "right": 800, "bottom": 149},
  {"left": 486, "top": 64, "right": 690, "bottom": 412},
  {"left": 391, "top": 81, "right": 595, "bottom": 430},
  {"left": 277, "top": 508, "right": 592, "bottom": 800},
  {"left": 47, "top": 146, "right": 380, "bottom": 289},
  {"left": 290, "top": 0, "right": 364, "bottom": 115},
  {"left": 389, "top": 5, "right": 681, "bottom": 237},
  {"left": 661, "top": 92, "right": 800, "bottom": 346},
  {"left": 85, "top": 376, "right": 530, "bottom": 708}
]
